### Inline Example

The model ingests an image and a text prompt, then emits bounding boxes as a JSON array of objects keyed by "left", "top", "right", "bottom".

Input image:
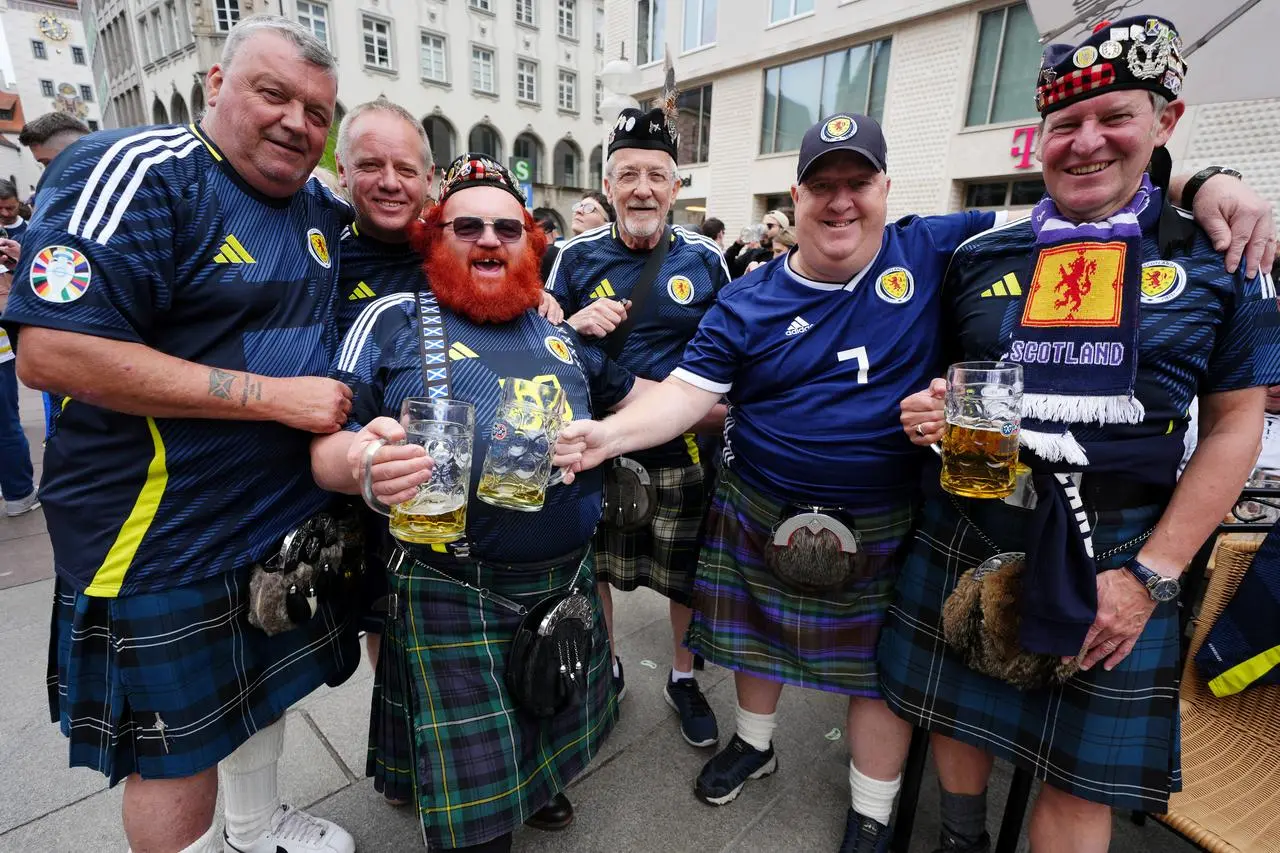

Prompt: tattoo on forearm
[
  {"left": 241, "top": 373, "right": 263, "bottom": 406},
  {"left": 209, "top": 368, "right": 235, "bottom": 400}
]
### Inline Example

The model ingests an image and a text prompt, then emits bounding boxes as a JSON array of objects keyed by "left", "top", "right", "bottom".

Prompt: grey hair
[
  {"left": 337, "top": 98, "right": 434, "bottom": 173},
  {"left": 0, "top": 178, "right": 16, "bottom": 201},
  {"left": 220, "top": 15, "right": 336, "bottom": 78},
  {"left": 604, "top": 151, "right": 679, "bottom": 183}
]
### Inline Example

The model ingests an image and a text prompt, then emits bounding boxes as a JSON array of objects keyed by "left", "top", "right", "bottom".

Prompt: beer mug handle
[{"left": 361, "top": 438, "right": 392, "bottom": 517}]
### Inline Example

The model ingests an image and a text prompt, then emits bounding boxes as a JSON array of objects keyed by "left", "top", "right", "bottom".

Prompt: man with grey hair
[
  {"left": 547, "top": 104, "right": 730, "bottom": 750},
  {"left": 1, "top": 15, "right": 358, "bottom": 853}
]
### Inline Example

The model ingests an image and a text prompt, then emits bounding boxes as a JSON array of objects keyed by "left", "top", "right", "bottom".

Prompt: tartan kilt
[
  {"left": 686, "top": 468, "right": 915, "bottom": 697},
  {"left": 595, "top": 461, "right": 706, "bottom": 605},
  {"left": 368, "top": 546, "right": 617, "bottom": 849},
  {"left": 878, "top": 494, "right": 1183, "bottom": 812},
  {"left": 46, "top": 569, "right": 359, "bottom": 786}
]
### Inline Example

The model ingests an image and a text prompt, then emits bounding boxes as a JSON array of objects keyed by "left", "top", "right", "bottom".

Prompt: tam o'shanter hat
[
  {"left": 437, "top": 152, "right": 525, "bottom": 206},
  {"left": 608, "top": 56, "right": 679, "bottom": 160},
  {"left": 1036, "top": 15, "right": 1186, "bottom": 115}
]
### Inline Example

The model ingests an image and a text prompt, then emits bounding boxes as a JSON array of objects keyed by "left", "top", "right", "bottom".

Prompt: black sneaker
[
  {"left": 838, "top": 809, "right": 890, "bottom": 853},
  {"left": 613, "top": 656, "right": 627, "bottom": 702},
  {"left": 931, "top": 828, "right": 992, "bottom": 853},
  {"left": 693, "top": 734, "right": 777, "bottom": 806},
  {"left": 664, "top": 673, "right": 719, "bottom": 747}
]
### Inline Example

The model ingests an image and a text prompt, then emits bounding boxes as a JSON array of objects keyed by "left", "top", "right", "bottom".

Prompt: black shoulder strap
[
  {"left": 602, "top": 227, "right": 671, "bottom": 361},
  {"left": 415, "top": 289, "right": 471, "bottom": 557}
]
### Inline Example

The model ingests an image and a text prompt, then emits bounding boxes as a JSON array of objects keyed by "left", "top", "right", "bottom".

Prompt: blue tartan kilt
[
  {"left": 46, "top": 569, "right": 359, "bottom": 786},
  {"left": 878, "top": 494, "right": 1183, "bottom": 812}
]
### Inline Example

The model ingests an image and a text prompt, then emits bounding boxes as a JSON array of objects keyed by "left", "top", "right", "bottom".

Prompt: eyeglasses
[
  {"left": 573, "top": 201, "right": 601, "bottom": 215},
  {"left": 439, "top": 216, "right": 526, "bottom": 243},
  {"left": 612, "top": 169, "right": 673, "bottom": 189}
]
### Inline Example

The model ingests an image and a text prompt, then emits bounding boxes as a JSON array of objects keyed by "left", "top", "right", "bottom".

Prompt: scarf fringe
[
  {"left": 1020, "top": 428, "right": 1090, "bottom": 466},
  {"left": 1022, "top": 392, "right": 1145, "bottom": 427}
]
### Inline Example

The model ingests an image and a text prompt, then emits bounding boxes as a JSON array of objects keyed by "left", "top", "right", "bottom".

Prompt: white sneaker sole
[
  {"left": 694, "top": 753, "right": 778, "bottom": 806},
  {"left": 664, "top": 687, "right": 718, "bottom": 747},
  {"left": 4, "top": 500, "right": 40, "bottom": 517}
]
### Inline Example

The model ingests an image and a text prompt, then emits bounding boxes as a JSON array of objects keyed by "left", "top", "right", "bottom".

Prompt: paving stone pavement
[{"left": 0, "top": 382, "right": 1194, "bottom": 852}]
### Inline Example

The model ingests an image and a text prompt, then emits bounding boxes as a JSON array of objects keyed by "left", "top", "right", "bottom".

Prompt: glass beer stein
[
  {"left": 361, "top": 398, "right": 475, "bottom": 544},
  {"left": 941, "top": 362, "right": 1023, "bottom": 499},
  {"left": 477, "top": 378, "right": 567, "bottom": 512}
]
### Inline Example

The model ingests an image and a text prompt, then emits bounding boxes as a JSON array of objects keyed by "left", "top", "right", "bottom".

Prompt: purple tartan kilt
[{"left": 686, "top": 468, "right": 915, "bottom": 697}]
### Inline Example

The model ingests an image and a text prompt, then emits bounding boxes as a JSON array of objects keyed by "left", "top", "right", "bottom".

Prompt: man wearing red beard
[{"left": 312, "top": 153, "right": 649, "bottom": 852}]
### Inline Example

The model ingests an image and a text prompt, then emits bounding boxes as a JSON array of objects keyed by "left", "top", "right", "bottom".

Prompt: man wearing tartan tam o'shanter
[{"left": 878, "top": 12, "right": 1280, "bottom": 853}]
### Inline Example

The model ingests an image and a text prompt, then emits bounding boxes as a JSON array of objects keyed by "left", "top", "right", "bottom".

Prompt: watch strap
[{"left": 1181, "top": 166, "right": 1243, "bottom": 212}]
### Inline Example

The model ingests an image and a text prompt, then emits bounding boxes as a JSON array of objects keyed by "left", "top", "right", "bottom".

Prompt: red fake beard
[{"left": 411, "top": 205, "right": 547, "bottom": 324}]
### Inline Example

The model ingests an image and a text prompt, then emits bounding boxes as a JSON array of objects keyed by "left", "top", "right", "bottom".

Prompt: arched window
[
  {"left": 169, "top": 92, "right": 190, "bottom": 124},
  {"left": 151, "top": 98, "right": 169, "bottom": 125},
  {"left": 422, "top": 115, "right": 456, "bottom": 167},
  {"left": 467, "top": 123, "right": 502, "bottom": 160},
  {"left": 553, "top": 138, "right": 583, "bottom": 188},
  {"left": 511, "top": 132, "right": 545, "bottom": 183},
  {"left": 190, "top": 82, "right": 205, "bottom": 118},
  {"left": 588, "top": 145, "right": 603, "bottom": 190}
]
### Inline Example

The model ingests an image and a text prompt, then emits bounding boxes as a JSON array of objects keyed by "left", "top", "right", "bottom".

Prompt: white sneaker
[
  {"left": 224, "top": 805, "right": 355, "bottom": 853},
  {"left": 4, "top": 489, "right": 39, "bottom": 517}
]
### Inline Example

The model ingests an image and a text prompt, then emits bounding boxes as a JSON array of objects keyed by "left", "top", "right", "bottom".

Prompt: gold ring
[{"left": 916, "top": 423, "right": 926, "bottom": 436}]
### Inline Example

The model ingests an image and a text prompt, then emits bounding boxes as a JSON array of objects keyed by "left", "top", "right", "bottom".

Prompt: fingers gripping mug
[{"left": 940, "top": 362, "right": 1023, "bottom": 499}]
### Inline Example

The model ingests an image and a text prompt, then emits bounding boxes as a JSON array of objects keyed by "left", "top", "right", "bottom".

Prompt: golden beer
[
  {"left": 475, "top": 474, "right": 546, "bottom": 512},
  {"left": 390, "top": 494, "right": 467, "bottom": 544},
  {"left": 940, "top": 421, "right": 1019, "bottom": 499},
  {"left": 476, "top": 378, "right": 565, "bottom": 512}
]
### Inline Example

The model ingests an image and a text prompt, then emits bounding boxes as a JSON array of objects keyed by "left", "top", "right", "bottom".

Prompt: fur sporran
[
  {"left": 506, "top": 592, "right": 594, "bottom": 718},
  {"left": 249, "top": 507, "right": 364, "bottom": 636},
  {"left": 601, "top": 457, "right": 657, "bottom": 532},
  {"left": 764, "top": 510, "right": 866, "bottom": 592},
  {"left": 941, "top": 552, "right": 1080, "bottom": 690}
]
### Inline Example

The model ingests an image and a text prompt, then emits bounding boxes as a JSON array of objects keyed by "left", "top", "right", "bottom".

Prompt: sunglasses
[{"left": 439, "top": 216, "right": 526, "bottom": 243}]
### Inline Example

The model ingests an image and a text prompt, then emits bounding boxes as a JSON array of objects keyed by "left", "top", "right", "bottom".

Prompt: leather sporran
[
  {"left": 941, "top": 552, "right": 1080, "bottom": 690},
  {"left": 249, "top": 507, "right": 365, "bottom": 636},
  {"left": 506, "top": 591, "right": 595, "bottom": 718},
  {"left": 764, "top": 510, "right": 867, "bottom": 593},
  {"left": 601, "top": 457, "right": 657, "bottom": 533}
]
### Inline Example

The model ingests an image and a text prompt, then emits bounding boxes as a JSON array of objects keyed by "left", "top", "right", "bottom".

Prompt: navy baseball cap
[{"left": 796, "top": 113, "right": 887, "bottom": 182}]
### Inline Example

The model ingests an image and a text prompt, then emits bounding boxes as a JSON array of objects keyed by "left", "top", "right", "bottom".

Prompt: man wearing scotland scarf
[
  {"left": 882, "top": 15, "right": 1280, "bottom": 853},
  {"left": 311, "top": 153, "right": 649, "bottom": 852}
]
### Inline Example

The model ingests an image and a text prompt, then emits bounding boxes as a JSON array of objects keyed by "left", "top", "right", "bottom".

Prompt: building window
[
  {"left": 472, "top": 46, "right": 495, "bottom": 93},
  {"left": 554, "top": 139, "right": 581, "bottom": 187},
  {"left": 297, "top": 1, "right": 329, "bottom": 48},
  {"left": 420, "top": 33, "right": 448, "bottom": 83},
  {"left": 88, "top": 119, "right": 100, "bottom": 131},
  {"left": 469, "top": 124, "right": 501, "bottom": 159},
  {"left": 176, "top": 1, "right": 191, "bottom": 47},
  {"left": 594, "top": 4, "right": 605, "bottom": 50},
  {"left": 963, "top": 177, "right": 1046, "bottom": 209},
  {"left": 761, "top": 38, "right": 892, "bottom": 155},
  {"left": 362, "top": 16, "right": 393, "bottom": 69},
  {"left": 71, "top": 45, "right": 86, "bottom": 64},
  {"left": 40, "top": 79, "right": 54, "bottom": 97},
  {"left": 515, "top": 0, "right": 536, "bottom": 25},
  {"left": 674, "top": 83, "right": 712, "bottom": 163},
  {"left": 769, "top": 0, "right": 813, "bottom": 23},
  {"left": 637, "top": 0, "right": 665, "bottom": 64},
  {"left": 558, "top": 69, "right": 577, "bottom": 111},
  {"left": 594, "top": 77, "right": 603, "bottom": 115},
  {"left": 558, "top": 0, "right": 577, "bottom": 38},
  {"left": 80, "top": 84, "right": 94, "bottom": 102},
  {"left": 152, "top": 9, "right": 167, "bottom": 54},
  {"left": 31, "top": 39, "right": 46, "bottom": 59},
  {"left": 469, "top": 0, "right": 493, "bottom": 10},
  {"left": 966, "top": 3, "right": 1041, "bottom": 127},
  {"left": 137, "top": 17, "right": 151, "bottom": 62},
  {"left": 214, "top": 0, "right": 240, "bottom": 33},
  {"left": 682, "top": 0, "right": 716, "bottom": 51},
  {"left": 164, "top": 1, "right": 182, "bottom": 51},
  {"left": 517, "top": 59, "right": 538, "bottom": 102},
  {"left": 513, "top": 133, "right": 542, "bottom": 182}
]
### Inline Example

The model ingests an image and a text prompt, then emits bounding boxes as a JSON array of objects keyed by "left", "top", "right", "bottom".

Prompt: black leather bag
[
  {"left": 764, "top": 508, "right": 867, "bottom": 593},
  {"left": 601, "top": 457, "right": 657, "bottom": 532},
  {"left": 505, "top": 591, "right": 595, "bottom": 718}
]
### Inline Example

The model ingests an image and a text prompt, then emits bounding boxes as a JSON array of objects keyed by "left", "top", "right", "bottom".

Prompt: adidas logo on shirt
[
  {"left": 348, "top": 281, "right": 375, "bottom": 301},
  {"left": 449, "top": 342, "right": 479, "bottom": 361},
  {"left": 589, "top": 279, "right": 617, "bottom": 299},
  {"left": 980, "top": 273, "right": 1022, "bottom": 298},
  {"left": 785, "top": 316, "right": 812, "bottom": 337},
  {"left": 212, "top": 234, "right": 256, "bottom": 264}
]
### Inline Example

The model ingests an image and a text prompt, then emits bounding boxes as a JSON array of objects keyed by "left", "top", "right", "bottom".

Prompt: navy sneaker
[
  {"left": 838, "top": 809, "right": 890, "bottom": 853},
  {"left": 664, "top": 673, "right": 718, "bottom": 747},
  {"left": 694, "top": 734, "right": 777, "bottom": 806},
  {"left": 613, "top": 656, "right": 627, "bottom": 702}
]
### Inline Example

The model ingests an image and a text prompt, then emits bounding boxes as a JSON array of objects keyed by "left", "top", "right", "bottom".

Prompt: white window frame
[
  {"left": 515, "top": 0, "right": 536, "bottom": 26},
  {"left": 296, "top": 1, "right": 330, "bottom": 49},
  {"left": 517, "top": 59, "right": 539, "bottom": 103},
  {"left": 682, "top": 0, "right": 716, "bottom": 52},
  {"left": 594, "top": 4, "right": 605, "bottom": 50},
  {"left": 768, "top": 0, "right": 813, "bottom": 25},
  {"left": 558, "top": 69, "right": 577, "bottom": 111},
  {"left": 362, "top": 14, "right": 394, "bottom": 70},
  {"left": 420, "top": 31, "right": 448, "bottom": 84},
  {"left": 558, "top": 0, "right": 577, "bottom": 39},
  {"left": 136, "top": 17, "right": 150, "bottom": 62},
  {"left": 472, "top": 46, "right": 496, "bottom": 94},
  {"left": 152, "top": 8, "right": 167, "bottom": 55},
  {"left": 214, "top": 0, "right": 240, "bottom": 33},
  {"left": 594, "top": 77, "right": 603, "bottom": 115},
  {"left": 468, "top": 0, "right": 493, "bottom": 11},
  {"left": 636, "top": 0, "right": 665, "bottom": 65}
]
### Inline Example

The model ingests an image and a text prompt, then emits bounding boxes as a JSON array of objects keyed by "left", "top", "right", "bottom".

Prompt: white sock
[
  {"left": 220, "top": 716, "right": 286, "bottom": 844},
  {"left": 137, "top": 820, "right": 220, "bottom": 853},
  {"left": 670, "top": 667, "right": 694, "bottom": 683},
  {"left": 849, "top": 761, "right": 901, "bottom": 827},
  {"left": 734, "top": 704, "right": 776, "bottom": 752}
]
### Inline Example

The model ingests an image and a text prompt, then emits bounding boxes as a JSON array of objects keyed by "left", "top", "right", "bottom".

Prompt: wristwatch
[
  {"left": 1123, "top": 557, "right": 1181, "bottom": 603},
  {"left": 1181, "top": 166, "right": 1243, "bottom": 211}
]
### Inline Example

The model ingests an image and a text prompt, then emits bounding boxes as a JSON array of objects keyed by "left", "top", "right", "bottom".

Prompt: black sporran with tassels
[{"left": 506, "top": 590, "right": 595, "bottom": 718}]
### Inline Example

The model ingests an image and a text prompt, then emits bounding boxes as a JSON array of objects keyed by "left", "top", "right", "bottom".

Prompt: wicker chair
[{"left": 1156, "top": 536, "right": 1280, "bottom": 853}]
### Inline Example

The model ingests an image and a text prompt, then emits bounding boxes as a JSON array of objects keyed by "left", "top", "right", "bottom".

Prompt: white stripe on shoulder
[
  {"left": 95, "top": 138, "right": 203, "bottom": 244},
  {"left": 952, "top": 212, "right": 1030, "bottom": 254},
  {"left": 338, "top": 292, "right": 417, "bottom": 373},
  {"left": 69, "top": 126, "right": 193, "bottom": 238},
  {"left": 675, "top": 228, "right": 732, "bottom": 278},
  {"left": 546, "top": 224, "right": 613, "bottom": 287}
]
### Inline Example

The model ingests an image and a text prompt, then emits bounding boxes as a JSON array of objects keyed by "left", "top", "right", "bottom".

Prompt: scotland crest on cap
[{"left": 1035, "top": 15, "right": 1185, "bottom": 115}]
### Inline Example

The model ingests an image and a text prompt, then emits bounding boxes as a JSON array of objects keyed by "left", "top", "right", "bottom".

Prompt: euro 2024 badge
[
  {"left": 1139, "top": 260, "right": 1186, "bottom": 304},
  {"left": 667, "top": 275, "right": 695, "bottom": 305},
  {"left": 306, "top": 228, "right": 331, "bottom": 268},
  {"left": 545, "top": 335, "right": 574, "bottom": 364},
  {"left": 875, "top": 267, "right": 914, "bottom": 304},
  {"left": 31, "top": 245, "right": 91, "bottom": 304}
]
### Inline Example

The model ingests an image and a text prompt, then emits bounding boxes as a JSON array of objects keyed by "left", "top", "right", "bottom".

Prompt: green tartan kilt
[{"left": 368, "top": 546, "right": 617, "bottom": 849}]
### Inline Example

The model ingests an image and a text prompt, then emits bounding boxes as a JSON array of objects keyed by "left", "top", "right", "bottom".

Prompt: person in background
[
  {"left": 725, "top": 222, "right": 770, "bottom": 278},
  {"left": 0, "top": 177, "right": 38, "bottom": 516},
  {"left": 541, "top": 190, "right": 614, "bottom": 283},
  {"left": 17, "top": 112, "right": 90, "bottom": 174},
  {"left": 748, "top": 226, "right": 798, "bottom": 273},
  {"left": 700, "top": 217, "right": 726, "bottom": 248}
]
